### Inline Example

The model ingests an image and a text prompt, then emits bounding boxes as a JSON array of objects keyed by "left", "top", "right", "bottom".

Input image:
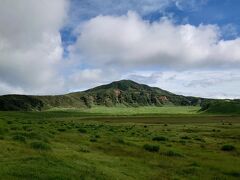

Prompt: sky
[{"left": 0, "top": 0, "right": 240, "bottom": 99}]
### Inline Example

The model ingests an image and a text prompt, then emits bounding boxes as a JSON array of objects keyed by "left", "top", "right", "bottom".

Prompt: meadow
[
  {"left": 0, "top": 107, "right": 239, "bottom": 179},
  {"left": 48, "top": 106, "right": 201, "bottom": 115}
]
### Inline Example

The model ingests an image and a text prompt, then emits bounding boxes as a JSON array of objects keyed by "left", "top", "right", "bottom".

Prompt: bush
[
  {"left": 181, "top": 136, "right": 191, "bottom": 140},
  {"left": 179, "top": 140, "right": 186, "bottom": 145},
  {"left": 90, "top": 137, "right": 97, "bottom": 142},
  {"left": 163, "top": 150, "right": 182, "bottom": 157},
  {"left": 152, "top": 136, "right": 168, "bottom": 141},
  {"left": 78, "top": 128, "right": 87, "bottom": 133},
  {"left": 194, "top": 137, "right": 205, "bottom": 142},
  {"left": 26, "top": 132, "right": 42, "bottom": 140},
  {"left": 12, "top": 134, "right": 26, "bottom": 142},
  {"left": 114, "top": 137, "right": 125, "bottom": 144},
  {"left": 221, "top": 145, "right": 236, "bottom": 151},
  {"left": 143, "top": 144, "right": 159, "bottom": 152},
  {"left": 95, "top": 134, "right": 100, "bottom": 138},
  {"left": 0, "top": 128, "right": 8, "bottom": 135},
  {"left": 57, "top": 128, "right": 66, "bottom": 132},
  {"left": 30, "top": 141, "right": 51, "bottom": 151}
]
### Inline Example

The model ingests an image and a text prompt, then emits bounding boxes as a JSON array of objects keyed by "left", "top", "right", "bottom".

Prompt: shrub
[
  {"left": 114, "top": 137, "right": 125, "bottom": 144},
  {"left": 12, "top": 134, "right": 26, "bottom": 142},
  {"left": 10, "top": 126, "right": 20, "bottom": 131},
  {"left": 0, "top": 128, "right": 8, "bottom": 135},
  {"left": 163, "top": 150, "right": 182, "bottom": 157},
  {"left": 194, "top": 137, "right": 205, "bottom": 142},
  {"left": 221, "top": 145, "right": 236, "bottom": 151},
  {"left": 57, "top": 128, "right": 66, "bottom": 132},
  {"left": 30, "top": 141, "right": 51, "bottom": 151},
  {"left": 152, "top": 136, "right": 168, "bottom": 142},
  {"left": 7, "top": 121, "right": 12, "bottom": 124},
  {"left": 78, "top": 128, "right": 87, "bottom": 133},
  {"left": 179, "top": 140, "right": 186, "bottom": 145},
  {"left": 26, "top": 132, "right": 42, "bottom": 140},
  {"left": 95, "top": 134, "right": 100, "bottom": 138},
  {"left": 143, "top": 144, "right": 159, "bottom": 152},
  {"left": 181, "top": 136, "right": 191, "bottom": 140},
  {"left": 90, "top": 137, "right": 97, "bottom": 142}
]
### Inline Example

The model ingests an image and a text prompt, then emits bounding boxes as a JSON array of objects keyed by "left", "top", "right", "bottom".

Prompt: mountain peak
[{"left": 87, "top": 79, "right": 150, "bottom": 92}]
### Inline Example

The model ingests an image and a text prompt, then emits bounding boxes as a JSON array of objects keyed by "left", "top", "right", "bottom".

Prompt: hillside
[
  {"left": 200, "top": 100, "right": 240, "bottom": 114},
  {"left": 0, "top": 80, "right": 204, "bottom": 111}
]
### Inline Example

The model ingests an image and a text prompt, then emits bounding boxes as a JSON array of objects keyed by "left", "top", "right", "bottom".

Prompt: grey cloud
[
  {"left": 0, "top": 0, "right": 69, "bottom": 95},
  {"left": 125, "top": 73, "right": 163, "bottom": 84}
]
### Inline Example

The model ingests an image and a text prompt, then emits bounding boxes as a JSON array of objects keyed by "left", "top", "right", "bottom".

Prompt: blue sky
[{"left": 0, "top": 0, "right": 240, "bottom": 98}]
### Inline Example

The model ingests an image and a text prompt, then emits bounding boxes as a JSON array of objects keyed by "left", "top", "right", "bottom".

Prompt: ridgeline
[{"left": 0, "top": 79, "right": 238, "bottom": 113}]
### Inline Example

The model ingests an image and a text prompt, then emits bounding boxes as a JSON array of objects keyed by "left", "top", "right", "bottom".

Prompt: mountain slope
[
  {"left": 0, "top": 80, "right": 203, "bottom": 111},
  {"left": 73, "top": 80, "right": 201, "bottom": 107},
  {"left": 200, "top": 99, "right": 240, "bottom": 114}
]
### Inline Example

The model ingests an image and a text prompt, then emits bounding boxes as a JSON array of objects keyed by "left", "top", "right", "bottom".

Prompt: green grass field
[
  {"left": 49, "top": 106, "right": 201, "bottom": 115},
  {"left": 0, "top": 108, "right": 240, "bottom": 179}
]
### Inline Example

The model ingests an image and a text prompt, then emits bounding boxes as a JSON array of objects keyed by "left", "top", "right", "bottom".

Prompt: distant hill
[
  {"left": 0, "top": 79, "right": 219, "bottom": 111},
  {"left": 200, "top": 99, "right": 240, "bottom": 114}
]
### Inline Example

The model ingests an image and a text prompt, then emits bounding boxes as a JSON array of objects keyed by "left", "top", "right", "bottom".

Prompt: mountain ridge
[{"left": 0, "top": 79, "right": 214, "bottom": 111}]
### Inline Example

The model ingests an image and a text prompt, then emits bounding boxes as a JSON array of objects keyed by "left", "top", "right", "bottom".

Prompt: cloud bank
[
  {"left": 71, "top": 12, "right": 240, "bottom": 69},
  {"left": 0, "top": 0, "right": 68, "bottom": 94},
  {"left": 124, "top": 70, "right": 240, "bottom": 99}
]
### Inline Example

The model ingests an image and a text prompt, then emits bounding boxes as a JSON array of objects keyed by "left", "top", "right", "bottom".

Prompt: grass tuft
[
  {"left": 143, "top": 144, "right": 159, "bottom": 152},
  {"left": 163, "top": 150, "right": 182, "bottom": 157},
  {"left": 30, "top": 141, "right": 51, "bottom": 151},
  {"left": 152, "top": 136, "right": 168, "bottom": 141},
  {"left": 78, "top": 128, "right": 87, "bottom": 133},
  {"left": 221, "top": 145, "right": 236, "bottom": 151},
  {"left": 12, "top": 134, "right": 26, "bottom": 142}
]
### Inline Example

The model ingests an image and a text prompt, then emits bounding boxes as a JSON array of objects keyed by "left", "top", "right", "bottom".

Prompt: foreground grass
[{"left": 0, "top": 111, "right": 240, "bottom": 179}]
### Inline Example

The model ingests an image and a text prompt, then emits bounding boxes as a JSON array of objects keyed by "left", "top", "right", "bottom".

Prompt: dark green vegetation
[
  {"left": 0, "top": 110, "right": 240, "bottom": 179},
  {"left": 221, "top": 144, "right": 236, "bottom": 151},
  {"left": 0, "top": 80, "right": 205, "bottom": 111},
  {"left": 201, "top": 100, "right": 240, "bottom": 114}
]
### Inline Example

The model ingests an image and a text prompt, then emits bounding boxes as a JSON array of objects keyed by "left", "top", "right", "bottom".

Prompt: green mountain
[{"left": 0, "top": 79, "right": 208, "bottom": 111}]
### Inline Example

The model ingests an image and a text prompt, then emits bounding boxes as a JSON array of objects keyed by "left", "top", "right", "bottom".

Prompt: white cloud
[
  {"left": 0, "top": 0, "right": 69, "bottom": 95},
  {"left": 124, "top": 70, "right": 240, "bottom": 99},
  {"left": 66, "top": 68, "right": 121, "bottom": 91},
  {"left": 71, "top": 12, "right": 240, "bottom": 69},
  {"left": 175, "top": 0, "right": 208, "bottom": 11}
]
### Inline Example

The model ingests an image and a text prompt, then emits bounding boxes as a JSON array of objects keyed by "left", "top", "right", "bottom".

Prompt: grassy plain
[
  {"left": 0, "top": 107, "right": 239, "bottom": 179},
  {"left": 49, "top": 106, "right": 201, "bottom": 115}
]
